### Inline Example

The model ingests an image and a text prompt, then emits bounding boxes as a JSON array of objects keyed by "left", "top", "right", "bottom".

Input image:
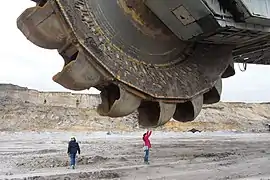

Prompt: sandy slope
[
  {"left": 1, "top": 95, "right": 270, "bottom": 132},
  {"left": 1, "top": 132, "right": 270, "bottom": 180},
  {"left": 1, "top": 84, "right": 270, "bottom": 132}
]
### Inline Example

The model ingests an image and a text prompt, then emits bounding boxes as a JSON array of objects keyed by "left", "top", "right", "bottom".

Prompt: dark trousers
[
  {"left": 69, "top": 153, "right": 76, "bottom": 166},
  {"left": 144, "top": 149, "right": 149, "bottom": 162}
]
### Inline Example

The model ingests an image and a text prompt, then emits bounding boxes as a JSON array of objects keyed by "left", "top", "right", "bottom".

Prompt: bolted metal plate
[{"left": 172, "top": 5, "right": 196, "bottom": 26}]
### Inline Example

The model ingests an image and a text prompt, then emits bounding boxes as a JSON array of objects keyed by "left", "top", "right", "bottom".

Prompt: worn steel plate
[{"left": 172, "top": 5, "right": 196, "bottom": 26}]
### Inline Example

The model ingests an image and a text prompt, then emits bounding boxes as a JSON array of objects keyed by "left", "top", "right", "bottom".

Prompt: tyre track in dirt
[{"left": 1, "top": 132, "right": 270, "bottom": 179}]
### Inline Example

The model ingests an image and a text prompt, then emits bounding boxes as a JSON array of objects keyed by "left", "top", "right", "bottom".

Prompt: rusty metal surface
[
  {"left": 16, "top": 0, "right": 245, "bottom": 128},
  {"left": 145, "top": 0, "right": 209, "bottom": 41},
  {"left": 53, "top": 0, "right": 233, "bottom": 100}
]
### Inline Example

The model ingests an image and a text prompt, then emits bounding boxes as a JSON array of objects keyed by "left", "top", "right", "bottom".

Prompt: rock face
[
  {"left": 0, "top": 84, "right": 100, "bottom": 108},
  {"left": 0, "top": 84, "right": 270, "bottom": 132}
]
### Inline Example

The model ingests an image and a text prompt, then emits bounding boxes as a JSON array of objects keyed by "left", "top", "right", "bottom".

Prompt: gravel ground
[{"left": 0, "top": 131, "right": 270, "bottom": 180}]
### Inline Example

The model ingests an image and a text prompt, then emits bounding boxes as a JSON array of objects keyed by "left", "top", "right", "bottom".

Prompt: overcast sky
[{"left": 1, "top": 1, "right": 270, "bottom": 102}]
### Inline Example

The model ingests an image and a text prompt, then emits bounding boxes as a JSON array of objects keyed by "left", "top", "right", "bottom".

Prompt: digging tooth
[
  {"left": 138, "top": 101, "right": 176, "bottom": 128},
  {"left": 53, "top": 48, "right": 108, "bottom": 91},
  {"left": 97, "top": 85, "right": 141, "bottom": 117},
  {"left": 222, "top": 56, "right": 235, "bottom": 78},
  {"left": 203, "top": 78, "right": 222, "bottom": 104},
  {"left": 17, "top": 1, "right": 68, "bottom": 49},
  {"left": 173, "top": 95, "right": 203, "bottom": 122}
]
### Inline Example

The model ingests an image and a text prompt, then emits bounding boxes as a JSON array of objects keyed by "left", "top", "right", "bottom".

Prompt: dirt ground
[{"left": 1, "top": 131, "right": 270, "bottom": 180}]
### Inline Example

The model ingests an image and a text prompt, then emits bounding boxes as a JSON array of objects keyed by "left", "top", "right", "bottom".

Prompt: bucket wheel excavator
[{"left": 17, "top": 0, "right": 270, "bottom": 127}]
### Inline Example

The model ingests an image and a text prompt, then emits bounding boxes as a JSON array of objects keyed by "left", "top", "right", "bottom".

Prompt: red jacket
[{"left": 143, "top": 130, "right": 152, "bottom": 148}]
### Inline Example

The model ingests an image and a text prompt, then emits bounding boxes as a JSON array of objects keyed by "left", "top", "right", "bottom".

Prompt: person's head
[
  {"left": 70, "top": 136, "right": 76, "bottom": 141},
  {"left": 142, "top": 133, "right": 146, "bottom": 140}
]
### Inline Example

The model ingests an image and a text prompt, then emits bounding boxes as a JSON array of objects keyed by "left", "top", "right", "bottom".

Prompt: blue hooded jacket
[{"left": 67, "top": 138, "right": 81, "bottom": 154}]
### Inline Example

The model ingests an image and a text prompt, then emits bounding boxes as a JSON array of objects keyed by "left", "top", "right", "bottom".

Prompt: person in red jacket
[{"left": 143, "top": 130, "right": 152, "bottom": 164}]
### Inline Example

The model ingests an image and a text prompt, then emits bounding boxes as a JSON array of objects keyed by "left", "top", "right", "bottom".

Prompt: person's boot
[
  {"left": 71, "top": 165, "right": 75, "bottom": 169},
  {"left": 144, "top": 161, "right": 149, "bottom": 165}
]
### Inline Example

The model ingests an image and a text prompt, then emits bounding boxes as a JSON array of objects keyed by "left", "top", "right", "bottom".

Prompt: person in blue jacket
[{"left": 67, "top": 136, "right": 81, "bottom": 169}]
